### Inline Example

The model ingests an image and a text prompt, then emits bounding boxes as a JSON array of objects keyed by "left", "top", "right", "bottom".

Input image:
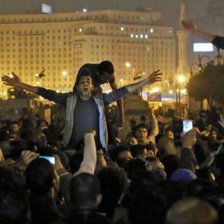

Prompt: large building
[{"left": 0, "top": 10, "right": 176, "bottom": 98}]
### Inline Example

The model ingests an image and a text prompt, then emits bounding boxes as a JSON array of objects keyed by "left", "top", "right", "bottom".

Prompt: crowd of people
[{"left": 0, "top": 20, "right": 224, "bottom": 224}]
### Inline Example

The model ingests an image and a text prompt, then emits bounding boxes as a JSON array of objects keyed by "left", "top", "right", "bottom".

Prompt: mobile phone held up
[
  {"left": 182, "top": 120, "right": 193, "bottom": 134},
  {"left": 39, "top": 155, "right": 55, "bottom": 165}
]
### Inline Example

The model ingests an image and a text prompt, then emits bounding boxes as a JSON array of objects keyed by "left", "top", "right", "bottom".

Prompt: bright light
[
  {"left": 177, "top": 75, "right": 185, "bottom": 83},
  {"left": 169, "top": 90, "right": 173, "bottom": 94},
  {"left": 142, "top": 72, "right": 146, "bottom": 76},
  {"left": 41, "top": 4, "right": 52, "bottom": 14},
  {"left": 9, "top": 74, "right": 14, "bottom": 78},
  {"left": 78, "top": 28, "right": 82, "bottom": 32},
  {"left": 82, "top": 8, "right": 87, "bottom": 13},
  {"left": 181, "top": 89, "right": 187, "bottom": 94},
  {"left": 120, "top": 26, "right": 124, "bottom": 31},
  {"left": 150, "top": 87, "right": 160, "bottom": 93},
  {"left": 145, "top": 34, "right": 148, "bottom": 39},
  {"left": 34, "top": 73, "right": 39, "bottom": 77},
  {"left": 36, "top": 81, "right": 40, "bottom": 85},
  {"left": 130, "top": 34, "right": 134, "bottom": 38},
  {"left": 150, "top": 28, "right": 154, "bottom": 33},
  {"left": 62, "top": 71, "right": 67, "bottom": 76},
  {"left": 125, "top": 62, "right": 131, "bottom": 68},
  {"left": 140, "top": 34, "right": 144, "bottom": 38},
  {"left": 135, "top": 34, "right": 139, "bottom": 38},
  {"left": 193, "top": 43, "right": 214, "bottom": 52}
]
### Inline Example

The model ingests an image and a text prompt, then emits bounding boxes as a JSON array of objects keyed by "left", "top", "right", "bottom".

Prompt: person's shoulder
[
  {"left": 67, "top": 91, "right": 77, "bottom": 97},
  {"left": 82, "top": 63, "right": 99, "bottom": 70}
]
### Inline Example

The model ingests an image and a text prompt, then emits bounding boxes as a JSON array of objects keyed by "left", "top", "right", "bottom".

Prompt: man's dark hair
[
  {"left": 129, "top": 184, "right": 168, "bottom": 224},
  {"left": 25, "top": 158, "right": 55, "bottom": 195},
  {"left": 73, "top": 67, "right": 93, "bottom": 91},
  {"left": 11, "top": 121, "right": 19, "bottom": 126},
  {"left": 160, "top": 155, "right": 178, "bottom": 178},
  {"left": 0, "top": 166, "right": 28, "bottom": 224},
  {"left": 8, "top": 140, "right": 26, "bottom": 160},
  {"left": 97, "top": 61, "right": 114, "bottom": 75},
  {"left": 97, "top": 167, "right": 126, "bottom": 219},
  {"left": 109, "top": 144, "right": 130, "bottom": 161},
  {"left": 131, "top": 145, "right": 146, "bottom": 158},
  {"left": 70, "top": 173, "right": 100, "bottom": 210},
  {"left": 133, "top": 123, "right": 149, "bottom": 137},
  {"left": 125, "top": 158, "right": 146, "bottom": 180}
]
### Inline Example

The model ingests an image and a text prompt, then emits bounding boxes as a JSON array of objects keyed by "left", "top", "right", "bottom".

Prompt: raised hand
[
  {"left": 148, "top": 70, "right": 162, "bottom": 85},
  {"left": 218, "top": 114, "right": 224, "bottom": 128},
  {"left": 2, "top": 72, "right": 21, "bottom": 87},
  {"left": 181, "top": 20, "right": 197, "bottom": 32}
]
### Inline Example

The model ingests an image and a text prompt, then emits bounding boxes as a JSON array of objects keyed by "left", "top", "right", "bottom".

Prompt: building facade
[{"left": 0, "top": 10, "right": 176, "bottom": 98}]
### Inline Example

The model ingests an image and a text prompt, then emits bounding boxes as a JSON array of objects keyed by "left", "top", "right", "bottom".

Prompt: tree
[{"left": 187, "top": 63, "right": 224, "bottom": 105}]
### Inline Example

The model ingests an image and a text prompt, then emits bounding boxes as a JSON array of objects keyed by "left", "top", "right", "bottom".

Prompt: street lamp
[
  {"left": 176, "top": 75, "right": 186, "bottom": 117},
  {"left": 198, "top": 55, "right": 211, "bottom": 71}
]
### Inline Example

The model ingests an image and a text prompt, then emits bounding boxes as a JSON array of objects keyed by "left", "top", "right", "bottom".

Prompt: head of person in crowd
[
  {"left": 157, "top": 136, "right": 177, "bottom": 158},
  {"left": 36, "top": 119, "right": 48, "bottom": 131},
  {"left": 134, "top": 123, "right": 149, "bottom": 144},
  {"left": 206, "top": 124, "right": 213, "bottom": 132},
  {"left": 97, "top": 61, "right": 115, "bottom": 84},
  {"left": 8, "top": 140, "right": 26, "bottom": 161},
  {"left": 193, "top": 141, "right": 208, "bottom": 168},
  {"left": 10, "top": 121, "right": 20, "bottom": 134},
  {"left": 165, "top": 127, "right": 174, "bottom": 140},
  {"left": 130, "top": 144, "right": 147, "bottom": 159},
  {"left": 125, "top": 158, "right": 147, "bottom": 180},
  {"left": 97, "top": 167, "right": 126, "bottom": 219},
  {"left": 209, "top": 128, "right": 219, "bottom": 141},
  {"left": 129, "top": 183, "right": 168, "bottom": 224},
  {"left": 0, "top": 166, "right": 28, "bottom": 224},
  {"left": 110, "top": 145, "right": 132, "bottom": 168},
  {"left": 166, "top": 198, "right": 218, "bottom": 224},
  {"left": 25, "top": 158, "right": 59, "bottom": 197},
  {"left": 69, "top": 173, "right": 101, "bottom": 211},
  {"left": 73, "top": 67, "right": 94, "bottom": 95},
  {"left": 146, "top": 156, "right": 167, "bottom": 181},
  {"left": 161, "top": 154, "right": 178, "bottom": 179}
]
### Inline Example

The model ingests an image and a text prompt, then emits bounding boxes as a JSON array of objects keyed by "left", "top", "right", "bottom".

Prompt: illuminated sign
[
  {"left": 193, "top": 43, "right": 214, "bottom": 52},
  {"left": 41, "top": 4, "right": 52, "bottom": 13}
]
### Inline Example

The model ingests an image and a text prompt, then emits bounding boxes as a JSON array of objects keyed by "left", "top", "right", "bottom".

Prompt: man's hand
[
  {"left": 2, "top": 72, "right": 21, "bottom": 87},
  {"left": 218, "top": 114, "right": 224, "bottom": 128},
  {"left": 148, "top": 70, "right": 162, "bottom": 85},
  {"left": 181, "top": 20, "right": 197, "bottom": 32},
  {"left": 20, "top": 150, "right": 39, "bottom": 166},
  {"left": 86, "top": 129, "right": 96, "bottom": 137},
  {"left": 182, "top": 129, "right": 197, "bottom": 149}
]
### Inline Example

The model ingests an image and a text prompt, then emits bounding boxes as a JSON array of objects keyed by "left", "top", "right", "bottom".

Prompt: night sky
[{"left": 0, "top": 0, "right": 223, "bottom": 32}]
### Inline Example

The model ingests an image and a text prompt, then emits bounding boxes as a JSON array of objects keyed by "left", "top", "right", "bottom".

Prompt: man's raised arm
[
  {"left": 103, "top": 70, "right": 162, "bottom": 105},
  {"left": 125, "top": 70, "right": 162, "bottom": 93},
  {"left": 2, "top": 72, "right": 38, "bottom": 94},
  {"left": 181, "top": 20, "right": 215, "bottom": 42},
  {"left": 2, "top": 72, "right": 67, "bottom": 105}
]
